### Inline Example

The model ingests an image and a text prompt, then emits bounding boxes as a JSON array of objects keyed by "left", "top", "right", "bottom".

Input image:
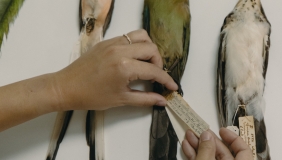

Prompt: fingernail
[
  {"left": 200, "top": 131, "right": 211, "bottom": 142},
  {"left": 172, "top": 83, "right": 178, "bottom": 90},
  {"left": 156, "top": 100, "right": 167, "bottom": 106}
]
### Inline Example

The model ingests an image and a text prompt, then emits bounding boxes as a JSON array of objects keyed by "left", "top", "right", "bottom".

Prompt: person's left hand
[{"left": 182, "top": 128, "right": 253, "bottom": 160}]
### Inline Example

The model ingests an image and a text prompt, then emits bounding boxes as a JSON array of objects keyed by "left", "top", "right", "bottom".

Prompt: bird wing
[
  {"left": 178, "top": 6, "right": 190, "bottom": 83},
  {"left": 256, "top": 32, "right": 271, "bottom": 160},
  {"left": 216, "top": 32, "right": 227, "bottom": 127},
  {"left": 261, "top": 4, "right": 271, "bottom": 79},
  {"left": 103, "top": 0, "right": 115, "bottom": 36},
  {"left": 143, "top": 2, "right": 150, "bottom": 34},
  {"left": 143, "top": 1, "right": 167, "bottom": 139},
  {"left": 145, "top": 1, "right": 190, "bottom": 159},
  {"left": 0, "top": 0, "right": 25, "bottom": 51},
  {"left": 262, "top": 31, "right": 270, "bottom": 79},
  {"left": 143, "top": 3, "right": 174, "bottom": 159},
  {"left": 86, "top": 111, "right": 96, "bottom": 160},
  {"left": 216, "top": 12, "right": 235, "bottom": 127},
  {"left": 258, "top": 9, "right": 271, "bottom": 159}
]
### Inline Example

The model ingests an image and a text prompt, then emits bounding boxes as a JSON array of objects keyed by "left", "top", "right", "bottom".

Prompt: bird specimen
[
  {"left": 0, "top": 0, "right": 25, "bottom": 51},
  {"left": 143, "top": 0, "right": 191, "bottom": 159},
  {"left": 46, "top": 0, "right": 114, "bottom": 160},
  {"left": 216, "top": 0, "right": 271, "bottom": 159}
]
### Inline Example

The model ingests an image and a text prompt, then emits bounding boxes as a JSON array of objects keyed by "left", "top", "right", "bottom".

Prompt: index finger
[{"left": 128, "top": 60, "right": 178, "bottom": 91}]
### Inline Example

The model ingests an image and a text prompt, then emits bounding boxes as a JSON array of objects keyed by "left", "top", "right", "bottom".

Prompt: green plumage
[
  {"left": 0, "top": 0, "right": 25, "bottom": 51},
  {"left": 143, "top": 0, "right": 190, "bottom": 159},
  {"left": 144, "top": 0, "right": 190, "bottom": 82}
]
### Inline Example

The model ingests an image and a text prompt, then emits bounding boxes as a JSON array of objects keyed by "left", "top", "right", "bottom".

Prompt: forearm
[{"left": 0, "top": 73, "right": 59, "bottom": 131}]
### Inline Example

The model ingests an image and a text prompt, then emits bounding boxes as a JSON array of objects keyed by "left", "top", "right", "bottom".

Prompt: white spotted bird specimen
[{"left": 217, "top": 0, "right": 270, "bottom": 159}]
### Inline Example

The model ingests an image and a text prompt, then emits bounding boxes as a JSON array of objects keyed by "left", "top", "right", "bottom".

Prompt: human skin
[
  {"left": 0, "top": 29, "right": 178, "bottom": 132},
  {"left": 182, "top": 128, "right": 253, "bottom": 160}
]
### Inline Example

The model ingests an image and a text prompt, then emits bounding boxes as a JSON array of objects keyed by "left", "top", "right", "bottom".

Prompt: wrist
[
  {"left": 24, "top": 73, "right": 61, "bottom": 115},
  {"left": 51, "top": 70, "right": 78, "bottom": 111}
]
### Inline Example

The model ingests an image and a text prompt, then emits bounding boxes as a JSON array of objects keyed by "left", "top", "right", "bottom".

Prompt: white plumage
[
  {"left": 217, "top": 0, "right": 271, "bottom": 159},
  {"left": 220, "top": 0, "right": 270, "bottom": 126}
]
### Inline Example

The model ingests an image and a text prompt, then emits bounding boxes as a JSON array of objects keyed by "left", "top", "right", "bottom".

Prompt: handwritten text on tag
[
  {"left": 165, "top": 92, "right": 209, "bottom": 137},
  {"left": 239, "top": 116, "right": 257, "bottom": 160}
]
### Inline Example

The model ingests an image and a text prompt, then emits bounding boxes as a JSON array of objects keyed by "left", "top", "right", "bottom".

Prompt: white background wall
[{"left": 0, "top": 0, "right": 281, "bottom": 159}]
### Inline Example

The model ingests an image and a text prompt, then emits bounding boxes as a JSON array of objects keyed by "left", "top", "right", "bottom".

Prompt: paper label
[
  {"left": 226, "top": 126, "right": 239, "bottom": 136},
  {"left": 239, "top": 116, "right": 257, "bottom": 160},
  {"left": 165, "top": 91, "right": 209, "bottom": 137}
]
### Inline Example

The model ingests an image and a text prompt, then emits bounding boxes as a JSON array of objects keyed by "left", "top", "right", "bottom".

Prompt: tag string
[
  {"left": 238, "top": 92, "right": 257, "bottom": 106},
  {"left": 232, "top": 92, "right": 257, "bottom": 126},
  {"left": 164, "top": 59, "right": 179, "bottom": 73},
  {"left": 232, "top": 105, "right": 242, "bottom": 126}
]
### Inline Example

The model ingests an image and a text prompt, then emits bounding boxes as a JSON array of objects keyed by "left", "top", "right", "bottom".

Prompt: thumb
[{"left": 196, "top": 131, "right": 216, "bottom": 160}]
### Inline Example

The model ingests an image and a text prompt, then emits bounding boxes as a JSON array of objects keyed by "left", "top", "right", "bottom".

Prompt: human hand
[
  {"left": 182, "top": 128, "right": 253, "bottom": 160},
  {"left": 53, "top": 29, "right": 178, "bottom": 111}
]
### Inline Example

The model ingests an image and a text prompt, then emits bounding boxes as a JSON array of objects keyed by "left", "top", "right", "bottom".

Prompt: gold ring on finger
[{"left": 123, "top": 34, "right": 132, "bottom": 44}]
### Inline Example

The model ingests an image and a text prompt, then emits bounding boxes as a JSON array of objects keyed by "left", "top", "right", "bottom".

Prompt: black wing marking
[
  {"left": 255, "top": 118, "right": 271, "bottom": 159},
  {"left": 143, "top": 2, "right": 150, "bottom": 35},
  {"left": 262, "top": 29, "right": 271, "bottom": 79},
  {"left": 79, "top": 0, "right": 83, "bottom": 31},
  {"left": 86, "top": 111, "right": 95, "bottom": 160},
  {"left": 103, "top": 0, "right": 115, "bottom": 36},
  {"left": 46, "top": 111, "right": 73, "bottom": 160}
]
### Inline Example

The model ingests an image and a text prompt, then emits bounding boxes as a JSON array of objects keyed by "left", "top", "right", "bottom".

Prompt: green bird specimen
[
  {"left": 0, "top": 0, "right": 25, "bottom": 51},
  {"left": 143, "top": 0, "right": 191, "bottom": 159}
]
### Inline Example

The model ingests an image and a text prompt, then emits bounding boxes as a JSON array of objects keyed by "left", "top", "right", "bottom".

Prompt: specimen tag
[
  {"left": 165, "top": 91, "right": 209, "bottom": 137},
  {"left": 226, "top": 126, "right": 239, "bottom": 136},
  {"left": 239, "top": 116, "right": 257, "bottom": 160}
]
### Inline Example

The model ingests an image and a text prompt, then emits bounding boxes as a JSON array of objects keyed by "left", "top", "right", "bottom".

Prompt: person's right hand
[
  {"left": 53, "top": 29, "right": 178, "bottom": 111},
  {"left": 182, "top": 128, "right": 253, "bottom": 160}
]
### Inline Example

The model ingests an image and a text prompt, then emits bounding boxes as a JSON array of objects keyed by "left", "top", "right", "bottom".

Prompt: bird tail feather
[{"left": 46, "top": 111, "right": 73, "bottom": 160}]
